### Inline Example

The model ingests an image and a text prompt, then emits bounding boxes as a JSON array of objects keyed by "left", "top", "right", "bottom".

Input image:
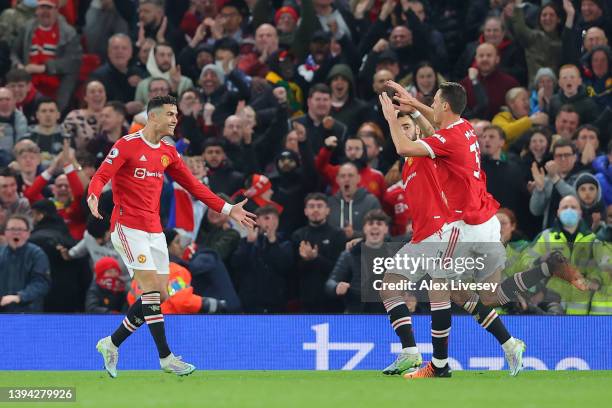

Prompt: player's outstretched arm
[
  {"left": 384, "top": 80, "right": 435, "bottom": 123},
  {"left": 167, "top": 154, "right": 256, "bottom": 228},
  {"left": 230, "top": 199, "right": 257, "bottom": 229},
  {"left": 379, "top": 92, "right": 430, "bottom": 158}
]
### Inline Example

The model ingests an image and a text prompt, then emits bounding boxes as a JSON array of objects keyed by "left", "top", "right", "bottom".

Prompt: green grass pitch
[{"left": 1, "top": 370, "right": 610, "bottom": 408}]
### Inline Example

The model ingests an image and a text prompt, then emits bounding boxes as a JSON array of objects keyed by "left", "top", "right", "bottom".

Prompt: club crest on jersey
[
  {"left": 138, "top": 254, "right": 147, "bottom": 263},
  {"left": 406, "top": 157, "right": 413, "bottom": 167},
  {"left": 161, "top": 155, "right": 170, "bottom": 168}
]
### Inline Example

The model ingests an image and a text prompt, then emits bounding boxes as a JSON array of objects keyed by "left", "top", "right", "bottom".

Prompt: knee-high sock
[
  {"left": 111, "top": 298, "right": 144, "bottom": 348},
  {"left": 141, "top": 291, "right": 171, "bottom": 358},
  {"left": 497, "top": 264, "right": 550, "bottom": 305},
  {"left": 463, "top": 293, "right": 511, "bottom": 345},
  {"left": 430, "top": 300, "right": 451, "bottom": 368},
  {"left": 383, "top": 296, "right": 417, "bottom": 352}
]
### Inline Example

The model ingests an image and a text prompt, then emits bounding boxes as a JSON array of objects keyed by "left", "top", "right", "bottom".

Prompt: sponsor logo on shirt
[
  {"left": 133, "top": 168, "right": 163, "bottom": 179},
  {"left": 401, "top": 172, "right": 417, "bottom": 189}
]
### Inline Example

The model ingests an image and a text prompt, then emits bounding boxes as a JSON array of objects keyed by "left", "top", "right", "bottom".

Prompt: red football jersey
[
  {"left": 417, "top": 119, "right": 499, "bottom": 225},
  {"left": 88, "top": 132, "right": 230, "bottom": 233},
  {"left": 401, "top": 156, "right": 449, "bottom": 242}
]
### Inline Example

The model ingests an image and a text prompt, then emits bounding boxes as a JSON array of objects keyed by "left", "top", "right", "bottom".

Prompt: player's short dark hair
[
  {"left": 202, "top": 138, "right": 226, "bottom": 152},
  {"left": 35, "top": 96, "right": 58, "bottom": 111},
  {"left": 214, "top": 37, "right": 240, "bottom": 57},
  {"left": 439, "top": 82, "right": 467, "bottom": 115},
  {"left": 147, "top": 95, "right": 177, "bottom": 113},
  {"left": 551, "top": 138, "right": 576, "bottom": 155},
  {"left": 308, "top": 83, "right": 331, "bottom": 98},
  {"left": 86, "top": 216, "right": 110, "bottom": 239},
  {"left": 573, "top": 124, "right": 600, "bottom": 140},
  {"left": 6, "top": 214, "right": 31, "bottom": 231},
  {"left": 104, "top": 101, "right": 127, "bottom": 118},
  {"left": 483, "top": 125, "right": 506, "bottom": 140},
  {"left": 255, "top": 205, "right": 280, "bottom": 218},
  {"left": 5, "top": 68, "right": 31, "bottom": 84},
  {"left": 363, "top": 209, "right": 391, "bottom": 225},
  {"left": 304, "top": 192, "right": 328, "bottom": 206}
]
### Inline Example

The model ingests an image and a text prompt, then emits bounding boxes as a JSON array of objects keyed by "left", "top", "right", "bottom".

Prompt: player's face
[
  {"left": 398, "top": 116, "right": 418, "bottom": 141},
  {"left": 345, "top": 140, "right": 364, "bottom": 160},
  {"left": 363, "top": 220, "right": 388, "bottom": 245},
  {"left": 304, "top": 199, "right": 329, "bottom": 224},
  {"left": 152, "top": 104, "right": 178, "bottom": 136},
  {"left": 431, "top": 90, "right": 446, "bottom": 125},
  {"left": 578, "top": 183, "right": 598, "bottom": 206}
]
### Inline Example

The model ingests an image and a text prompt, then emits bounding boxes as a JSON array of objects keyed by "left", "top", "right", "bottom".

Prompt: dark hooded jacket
[{"left": 326, "top": 64, "right": 368, "bottom": 135}]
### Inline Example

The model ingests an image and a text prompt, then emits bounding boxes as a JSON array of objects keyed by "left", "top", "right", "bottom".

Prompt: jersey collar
[{"left": 139, "top": 130, "right": 160, "bottom": 149}]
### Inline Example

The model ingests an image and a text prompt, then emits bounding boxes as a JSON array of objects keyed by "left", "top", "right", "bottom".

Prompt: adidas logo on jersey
[{"left": 139, "top": 155, "right": 147, "bottom": 161}]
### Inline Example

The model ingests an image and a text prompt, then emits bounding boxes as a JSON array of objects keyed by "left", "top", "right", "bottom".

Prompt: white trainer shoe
[
  {"left": 505, "top": 338, "right": 526, "bottom": 376},
  {"left": 96, "top": 336, "right": 119, "bottom": 378},
  {"left": 160, "top": 353, "right": 196, "bottom": 376}
]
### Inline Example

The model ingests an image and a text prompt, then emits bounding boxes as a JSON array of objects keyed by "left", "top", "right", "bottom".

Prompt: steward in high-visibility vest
[
  {"left": 519, "top": 218, "right": 604, "bottom": 314},
  {"left": 589, "top": 236, "right": 612, "bottom": 315}
]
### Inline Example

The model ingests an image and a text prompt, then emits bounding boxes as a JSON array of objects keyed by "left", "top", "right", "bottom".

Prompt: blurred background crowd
[{"left": 0, "top": 0, "right": 611, "bottom": 315}]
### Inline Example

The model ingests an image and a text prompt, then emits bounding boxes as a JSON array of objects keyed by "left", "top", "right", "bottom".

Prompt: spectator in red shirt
[
  {"left": 315, "top": 135, "right": 385, "bottom": 202},
  {"left": 460, "top": 43, "right": 520, "bottom": 120},
  {"left": 13, "top": 0, "right": 82, "bottom": 112}
]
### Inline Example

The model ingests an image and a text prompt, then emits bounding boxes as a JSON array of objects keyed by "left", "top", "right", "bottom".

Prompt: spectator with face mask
[
  {"left": 523, "top": 195, "right": 602, "bottom": 314},
  {"left": 0, "top": 214, "right": 50, "bottom": 313},
  {"left": 84, "top": 257, "right": 128, "bottom": 314}
]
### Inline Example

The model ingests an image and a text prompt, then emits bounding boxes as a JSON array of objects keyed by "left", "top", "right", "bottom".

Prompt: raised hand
[
  {"left": 229, "top": 198, "right": 257, "bottom": 229},
  {"left": 379, "top": 92, "right": 399, "bottom": 121}
]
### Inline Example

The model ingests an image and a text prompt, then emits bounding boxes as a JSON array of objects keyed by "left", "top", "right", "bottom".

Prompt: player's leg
[
  {"left": 149, "top": 233, "right": 196, "bottom": 376},
  {"left": 453, "top": 289, "right": 525, "bottom": 376},
  {"left": 380, "top": 271, "right": 422, "bottom": 375}
]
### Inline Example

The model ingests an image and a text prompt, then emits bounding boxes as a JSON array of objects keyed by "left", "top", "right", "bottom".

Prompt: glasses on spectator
[
  {"left": 554, "top": 153, "right": 574, "bottom": 159},
  {"left": 5, "top": 228, "right": 28, "bottom": 233}
]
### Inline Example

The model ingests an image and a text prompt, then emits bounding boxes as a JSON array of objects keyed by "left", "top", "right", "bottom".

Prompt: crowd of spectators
[{"left": 0, "top": 0, "right": 611, "bottom": 315}]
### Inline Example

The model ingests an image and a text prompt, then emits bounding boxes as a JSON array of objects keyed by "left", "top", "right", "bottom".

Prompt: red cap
[
  {"left": 274, "top": 6, "right": 299, "bottom": 24},
  {"left": 37, "top": 0, "right": 59, "bottom": 7},
  {"left": 94, "top": 257, "right": 121, "bottom": 279}
]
